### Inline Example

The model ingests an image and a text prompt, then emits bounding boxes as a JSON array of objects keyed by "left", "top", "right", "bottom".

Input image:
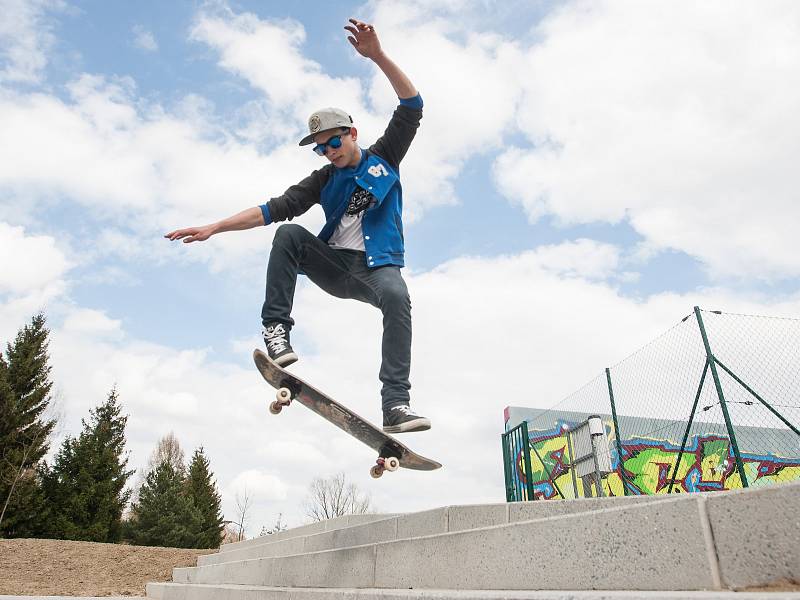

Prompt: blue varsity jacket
[{"left": 260, "top": 95, "right": 423, "bottom": 268}]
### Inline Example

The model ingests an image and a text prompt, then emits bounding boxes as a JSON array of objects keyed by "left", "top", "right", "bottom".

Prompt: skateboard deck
[{"left": 253, "top": 349, "right": 441, "bottom": 478}]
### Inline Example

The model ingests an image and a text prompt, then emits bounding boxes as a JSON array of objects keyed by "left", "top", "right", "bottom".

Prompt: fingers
[
  {"left": 164, "top": 229, "right": 194, "bottom": 241},
  {"left": 347, "top": 18, "right": 374, "bottom": 33}
]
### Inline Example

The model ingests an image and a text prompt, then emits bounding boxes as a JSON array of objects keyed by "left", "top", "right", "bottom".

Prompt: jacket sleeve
[
  {"left": 262, "top": 165, "right": 333, "bottom": 224},
  {"left": 368, "top": 97, "right": 423, "bottom": 171}
]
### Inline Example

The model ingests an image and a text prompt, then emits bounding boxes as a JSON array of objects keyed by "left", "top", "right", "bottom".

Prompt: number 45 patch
[{"left": 367, "top": 163, "right": 389, "bottom": 178}]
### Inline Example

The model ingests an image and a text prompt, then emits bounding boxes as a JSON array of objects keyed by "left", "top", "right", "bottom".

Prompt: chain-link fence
[{"left": 502, "top": 307, "right": 800, "bottom": 501}]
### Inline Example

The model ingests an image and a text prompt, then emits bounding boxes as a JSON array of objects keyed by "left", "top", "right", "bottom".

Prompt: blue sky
[
  {"left": 31, "top": 0, "right": 712, "bottom": 354},
  {"left": 2, "top": 0, "right": 799, "bottom": 531}
]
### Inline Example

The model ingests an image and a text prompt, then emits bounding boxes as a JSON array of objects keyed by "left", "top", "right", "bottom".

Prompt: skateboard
[{"left": 253, "top": 349, "right": 441, "bottom": 478}]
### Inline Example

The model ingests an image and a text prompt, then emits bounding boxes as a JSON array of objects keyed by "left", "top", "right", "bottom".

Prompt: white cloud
[
  {"left": 492, "top": 0, "right": 800, "bottom": 280},
  {"left": 0, "top": 0, "right": 63, "bottom": 84},
  {"left": 0, "top": 222, "right": 71, "bottom": 294},
  {"left": 61, "top": 307, "right": 122, "bottom": 339},
  {"left": 0, "top": 75, "right": 326, "bottom": 273},
  {"left": 0, "top": 221, "right": 71, "bottom": 342},
  {"left": 227, "top": 469, "right": 288, "bottom": 502},
  {"left": 132, "top": 25, "right": 158, "bottom": 52},
  {"left": 528, "top": 238, "right": 621, "bottom": 280}
]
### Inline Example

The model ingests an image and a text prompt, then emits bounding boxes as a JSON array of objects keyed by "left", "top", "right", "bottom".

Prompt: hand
[
  {"left": 164, "top": 225, "right": 214, "bottom": 243},
  {"left": 345, "top": 18, "right": 382, "bottom": 60}
]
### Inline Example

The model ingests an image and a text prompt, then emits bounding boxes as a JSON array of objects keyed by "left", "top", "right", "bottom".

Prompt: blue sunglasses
[{"left": 313, "top": 129, "right": 350, "bottom": 156}]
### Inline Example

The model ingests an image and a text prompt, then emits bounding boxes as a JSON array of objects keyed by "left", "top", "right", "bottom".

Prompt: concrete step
[
  {"left": 200, "top": 494, "right": 662, "bottom": 567},
  {"left": 150, "top": 481, "right": 799, "bottom": 596},
  {"left": 146, "top": 583, "right": 800, "bottom": 600},
  {"left": 218, "top": 513, "right": 399, "bottom": 554}
]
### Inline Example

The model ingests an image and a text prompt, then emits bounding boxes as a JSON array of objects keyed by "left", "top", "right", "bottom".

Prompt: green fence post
[
  {"left": 521, "top": 421, "right": 536, "bottom": 501},
  {"left": 502, "top": 430, "right": 513, "bottom": 502},
  {"left": 502, "top": 422, "right": 538, "bottom": 502},
  {"left": 605, "top": 368, "right": 629, "bottom": 496},
  {"left": 693, "top": 306, "right": 749, "bottom": 488},
  {"left": 667, "top": 360, "right": 709, "bottom": 494}
]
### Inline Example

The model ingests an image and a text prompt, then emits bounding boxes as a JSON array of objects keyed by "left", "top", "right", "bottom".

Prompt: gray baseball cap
[{"left": 299, "top": 107, "right": 354, "bottom": 146}]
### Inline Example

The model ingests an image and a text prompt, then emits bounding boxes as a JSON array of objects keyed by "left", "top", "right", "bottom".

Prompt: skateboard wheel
[
  {"left": 276, "top": 388, "right": 292, "bottom": 403},
  {"left": 385, "top": 456, "right": 400, "bottom": 471},
  {"left": 269, "top": 401, "right": 282, "bottom": 415},
  {"left": 370, "top": 465, "right": 384, "bottom": 479}
]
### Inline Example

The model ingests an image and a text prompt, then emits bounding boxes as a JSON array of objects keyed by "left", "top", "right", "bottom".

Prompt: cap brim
[{"left": 299, "top": 125, "right": 351, "bottom": 147}]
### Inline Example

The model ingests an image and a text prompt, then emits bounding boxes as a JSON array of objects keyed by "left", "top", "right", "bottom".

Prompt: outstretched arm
[
  {"left": 164, "top": 206, "right": 264, "bottom": 243},
  {"left": 345, "top": 18, "right": 417, "bottom": 99}
]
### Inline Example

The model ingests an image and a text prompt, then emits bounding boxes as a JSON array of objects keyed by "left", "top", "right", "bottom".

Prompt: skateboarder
[{"left": 165, "top": 19, "right": 430, "bottom": 434}]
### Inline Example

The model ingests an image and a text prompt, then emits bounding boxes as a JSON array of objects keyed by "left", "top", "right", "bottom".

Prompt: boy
[{"left": 166, "top": 19, "right": 430, "bottom": 434}]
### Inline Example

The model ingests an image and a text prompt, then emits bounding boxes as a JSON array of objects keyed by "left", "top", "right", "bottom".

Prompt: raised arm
[
  {"left": 164, "top": 206, "right": 264, "bottom": 243},
  {"left": 345, "top": 18, "right": 418, "bottom": 99}
]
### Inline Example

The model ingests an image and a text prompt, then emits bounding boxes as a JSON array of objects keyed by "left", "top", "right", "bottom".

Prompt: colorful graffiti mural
[{"left": 513, "top": 419, "right": 800, "bottom": 499}]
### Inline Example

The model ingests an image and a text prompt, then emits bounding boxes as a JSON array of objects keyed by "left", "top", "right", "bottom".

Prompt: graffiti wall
[{"left": 504, "top": 408, "right": 800, "bottom": 499}]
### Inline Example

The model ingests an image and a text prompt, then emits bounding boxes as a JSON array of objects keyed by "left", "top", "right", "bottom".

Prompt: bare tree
[
  {"left": 0, "top": 427, "right": 43, "bottom": 527},
  {"left": 0, "top": 388, "right": 63, "bottom": 530},
  {"left": 220, "top": 521, "right": 240, "bottom": 544},
  {"left": 304, "top": 472, "right": 373, "bottom": 522},
  {"left": 146, "top": 431, "right": 185, "bottom": 474},
  {"left": 233, "top": 487, "right": 253, "bottom": 541},
  {"left": 127, "top": 431, "right": 186, "bottom": 512}
]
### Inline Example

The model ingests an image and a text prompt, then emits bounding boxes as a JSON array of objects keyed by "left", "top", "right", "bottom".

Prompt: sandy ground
[{"left": 0, "top": 538, "right": 214, "bottom": 597}]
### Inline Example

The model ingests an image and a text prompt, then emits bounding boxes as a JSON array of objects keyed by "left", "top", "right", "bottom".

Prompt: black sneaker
[
  {"left": 262, "top": 323, "right": 298, "bottom": 367},
  {"left": 383, "top": 405, "right": 431, "bottom": 434}
]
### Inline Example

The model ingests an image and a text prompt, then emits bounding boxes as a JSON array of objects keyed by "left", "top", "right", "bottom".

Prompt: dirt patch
[
  {"left": 0, "top": 538, "right": 214, "bottom": 596},
  {"left": 739, "top": 579, "right": 800, "bottom": 592}
]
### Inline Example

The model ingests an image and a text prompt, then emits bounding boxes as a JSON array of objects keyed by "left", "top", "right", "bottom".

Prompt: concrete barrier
[{"left": 150, "top": 482, "right": 800, "bottom": 598}]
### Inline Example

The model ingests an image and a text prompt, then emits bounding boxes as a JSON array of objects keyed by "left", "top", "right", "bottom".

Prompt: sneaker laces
[
  {"left": 263, "top": 324, "right": 288, "bottom": 354},
  {"left": 391, "top": 405, "right": 419, "bottom": 417}
]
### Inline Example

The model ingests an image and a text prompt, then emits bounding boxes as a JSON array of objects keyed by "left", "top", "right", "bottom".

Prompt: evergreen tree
[
  {"left": 42, "top": 387, "right": 134, "bottom": 541},
  {"left": 129, "top": 461, "right": 203, "bottom": 548},
  {"left": 0, "top": 314, "right": 56, "bottom": 537},
  {"left": 185, "top": 447, "right": 224, "bottom": 548}
]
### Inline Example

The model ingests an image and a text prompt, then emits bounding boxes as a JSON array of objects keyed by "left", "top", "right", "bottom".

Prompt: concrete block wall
[
  {"left": 148, "top": 481, "right": 800, "bottom": 599},
  {"left": 199, "top": 495, "right": 662, "bottom": 567}
]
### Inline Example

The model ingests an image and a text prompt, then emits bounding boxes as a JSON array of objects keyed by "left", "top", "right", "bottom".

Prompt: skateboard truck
[
  {"left": 370, "top": 444, "right": 401, "bottom": 479},
  {"left": 370, "top": 455, "right": 400, "bottom": 479},
  {"left": 269, "top": 380, "right": 301, "bottom": 414}
]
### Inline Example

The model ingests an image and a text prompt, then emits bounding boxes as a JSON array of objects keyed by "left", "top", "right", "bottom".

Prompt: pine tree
[
  {"left": 185, "top": 447, "right": 224, "bottom": 548},
  {"left": 129, "top": 461, "right": 203, "bottom": 548},
  {"left": 0, "top": 314, "right": 57, "bottom": 537},
  {"left": 42, "top": 387, "right": 134, "bottom": 541}
]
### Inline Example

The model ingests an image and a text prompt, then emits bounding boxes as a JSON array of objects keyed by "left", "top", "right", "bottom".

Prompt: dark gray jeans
[{"left": 261, "top": 223, "right": 411, "bottom": 412}]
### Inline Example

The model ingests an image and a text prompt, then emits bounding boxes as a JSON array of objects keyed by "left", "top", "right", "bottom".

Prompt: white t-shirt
[{"left": 328, "top": 187, "right": 375, "bottom": 251}]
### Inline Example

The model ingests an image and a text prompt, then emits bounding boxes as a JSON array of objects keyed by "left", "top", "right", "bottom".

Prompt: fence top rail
[{"left": 704, "top": 308, "right": 800, "bottom": 323}]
